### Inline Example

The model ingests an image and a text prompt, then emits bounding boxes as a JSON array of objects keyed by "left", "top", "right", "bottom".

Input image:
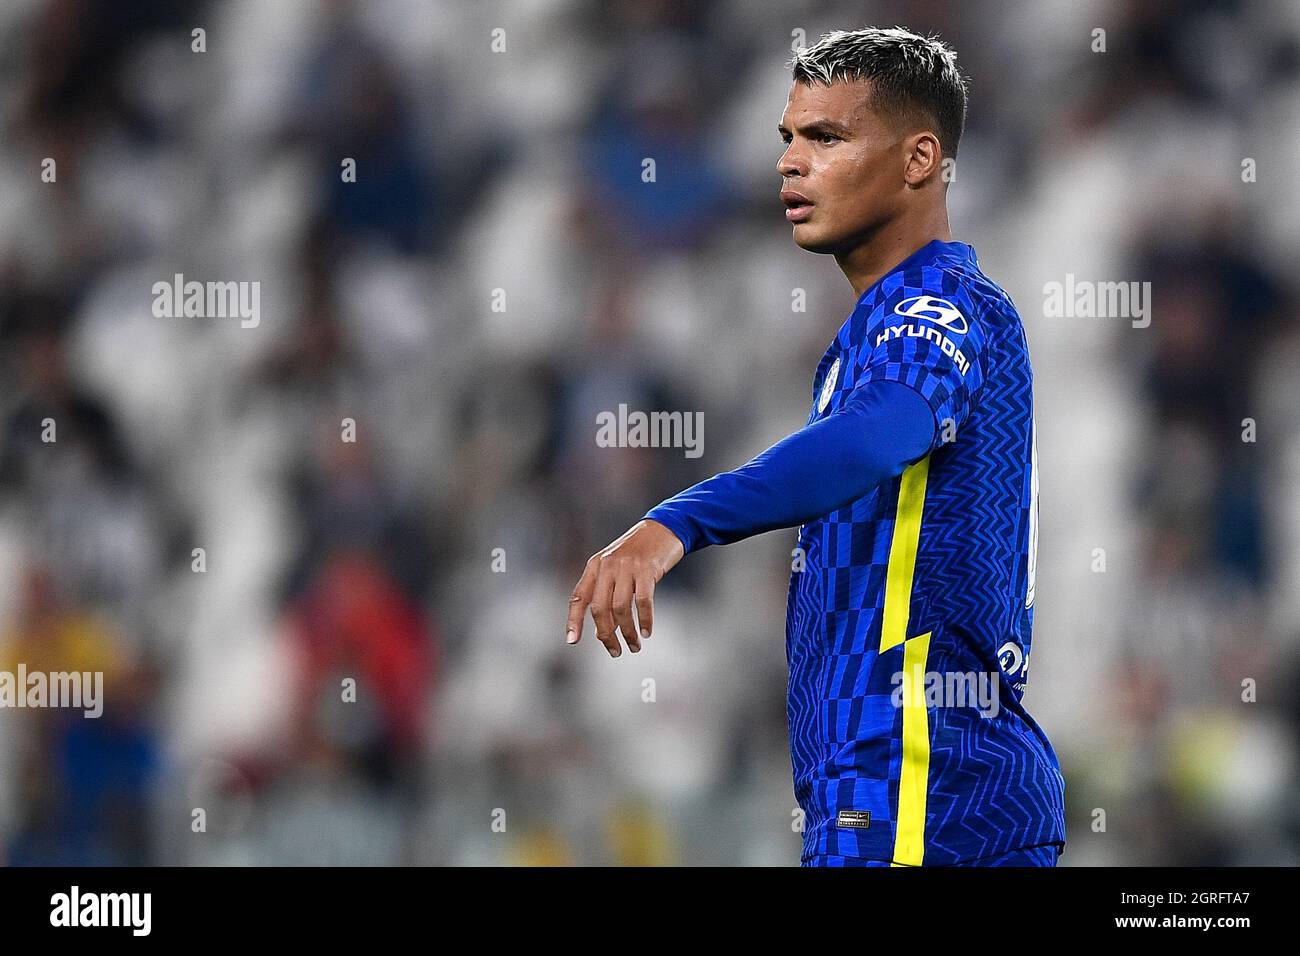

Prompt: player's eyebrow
[{"left": 778, "top": 119, "right": 854, "bottom": 139}]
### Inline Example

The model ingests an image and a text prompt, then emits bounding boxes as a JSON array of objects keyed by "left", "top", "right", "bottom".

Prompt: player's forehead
[{"left": 779, "top": 77, "right": 874, "bottom": 131}]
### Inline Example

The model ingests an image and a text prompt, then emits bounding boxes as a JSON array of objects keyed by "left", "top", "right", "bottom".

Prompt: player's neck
[{"left": 835, "top": 209, "right": 953, "bottom": 299}]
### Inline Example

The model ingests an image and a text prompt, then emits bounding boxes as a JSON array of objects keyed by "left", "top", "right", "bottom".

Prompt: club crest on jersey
[
  {"left": 894, "top": 294, "right": 968, "bottom": 333},
  {"left": 817, "top": 356, "right": 840, "bottom": 413}
]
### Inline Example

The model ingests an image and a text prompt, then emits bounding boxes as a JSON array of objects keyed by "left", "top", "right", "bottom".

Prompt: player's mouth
[{"left": 781, "top": 189, "right": 814, "bottom": 223}]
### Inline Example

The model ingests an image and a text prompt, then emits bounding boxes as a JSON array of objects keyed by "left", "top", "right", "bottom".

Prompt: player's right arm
[{"left": 565, "top": 377, "right": 934, "bottom": 657}]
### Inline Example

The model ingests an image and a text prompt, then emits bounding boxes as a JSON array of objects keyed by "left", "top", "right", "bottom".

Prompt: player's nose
[{"left": 776, "top": 147, "right": 805, "bottom": 178}]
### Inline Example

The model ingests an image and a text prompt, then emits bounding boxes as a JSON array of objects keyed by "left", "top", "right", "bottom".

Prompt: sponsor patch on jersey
[{"left": 894, "top": 294, "right": 969, "bottom": 333}]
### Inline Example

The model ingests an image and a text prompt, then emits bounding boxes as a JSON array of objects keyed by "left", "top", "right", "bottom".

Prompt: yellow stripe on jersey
[
  {"left": 880, "top": 454, "right": 930, "bottom": 653},
  {"left": 879, "top": 454, "right": 932, "bottom": 865},
  {"left": 892, "top": 630, "right": 933, "bottom": 867}
]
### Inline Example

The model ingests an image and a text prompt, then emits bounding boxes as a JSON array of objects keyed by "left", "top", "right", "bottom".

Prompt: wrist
[{"left": 641, "top": 516, "right": 689, "bottom": 567}]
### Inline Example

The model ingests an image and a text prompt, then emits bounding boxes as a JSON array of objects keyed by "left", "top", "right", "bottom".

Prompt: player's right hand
[{"left": 566, "top": 519, "right": 685, "bottom": 657}]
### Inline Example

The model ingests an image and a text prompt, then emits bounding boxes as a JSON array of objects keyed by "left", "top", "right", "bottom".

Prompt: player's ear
[{"left": 903, "top": 131, "right": 942, "bottom": 187}]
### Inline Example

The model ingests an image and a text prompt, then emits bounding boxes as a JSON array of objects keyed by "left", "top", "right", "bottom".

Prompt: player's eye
[{"left": 818, "top": 132, "right": 841, "bottom": 145}]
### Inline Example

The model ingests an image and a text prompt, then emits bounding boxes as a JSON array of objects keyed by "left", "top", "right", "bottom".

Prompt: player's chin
[{"left": 790, "top": 223, "right": 841, "bottom": 254}]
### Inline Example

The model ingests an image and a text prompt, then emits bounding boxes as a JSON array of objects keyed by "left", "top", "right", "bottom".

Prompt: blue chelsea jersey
[{"left": 786, "top": 239, "right": 1066, "bottom": 865}]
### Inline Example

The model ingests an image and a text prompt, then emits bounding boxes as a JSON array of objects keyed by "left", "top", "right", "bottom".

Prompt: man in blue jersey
[{"left": 564, "top": 27, "right": 1065, "bottom": 867}]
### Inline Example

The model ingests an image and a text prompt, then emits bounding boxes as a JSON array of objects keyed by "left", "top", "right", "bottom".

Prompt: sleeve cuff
[{"left": 642, "top": 508, "right": 695, "bottom": 556}]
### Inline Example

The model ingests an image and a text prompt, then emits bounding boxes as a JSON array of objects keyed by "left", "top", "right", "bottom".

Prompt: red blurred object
[{"left": 286, "top": 549, "right": 436, "bottom": 759}]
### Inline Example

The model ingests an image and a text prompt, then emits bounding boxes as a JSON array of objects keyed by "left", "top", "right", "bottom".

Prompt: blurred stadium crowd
[{"left": 0, "top": 0, "right": 1298, "bottom": 865}]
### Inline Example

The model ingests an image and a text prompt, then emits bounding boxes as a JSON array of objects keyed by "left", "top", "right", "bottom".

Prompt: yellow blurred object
[
  {"left": 0, "top": 612, "right": 123, "bottom": 682},
  {"left": 509, "top": 828, "right": 573, "bottom": 867},
  {"left": 1166, "top": 709, "right": 1237, "bottom": 808},
  {"left": 605, "top": 799, "right": 677, "bottom": 867}
]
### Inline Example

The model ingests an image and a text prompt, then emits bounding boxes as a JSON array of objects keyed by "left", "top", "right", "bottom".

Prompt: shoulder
[{"left": 868, "top": 257, "right": 1025, "bottom": 348}]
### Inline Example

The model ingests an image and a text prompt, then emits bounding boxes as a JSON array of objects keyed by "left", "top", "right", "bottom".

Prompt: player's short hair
[{"left": 789, "top": 27, "right": 968, "bottom": 159}]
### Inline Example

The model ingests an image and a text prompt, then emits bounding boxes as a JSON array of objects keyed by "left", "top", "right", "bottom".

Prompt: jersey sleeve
[
  {"left": 642, "top": 378, "right": 934, "bottom": 555},
  {"left": 851, "top": 286, "right": 989, "bottom": 451}
]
